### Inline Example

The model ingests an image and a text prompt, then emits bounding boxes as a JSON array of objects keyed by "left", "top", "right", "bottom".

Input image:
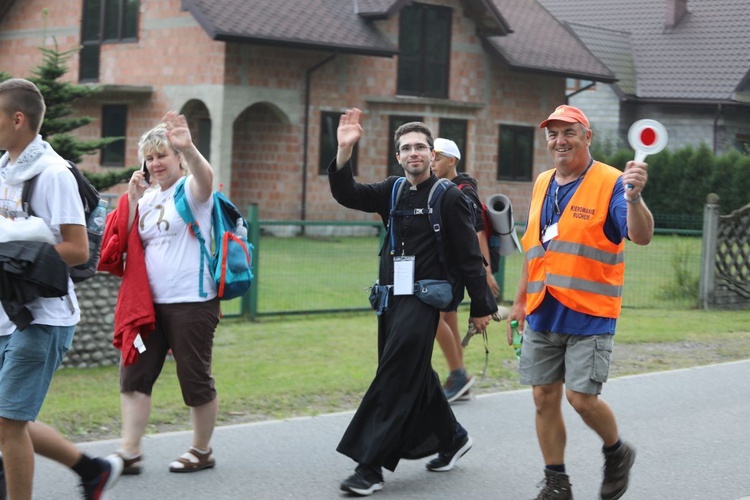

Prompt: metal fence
[{"left": 222, "top": 209, "right": 704, "bottom": 319}]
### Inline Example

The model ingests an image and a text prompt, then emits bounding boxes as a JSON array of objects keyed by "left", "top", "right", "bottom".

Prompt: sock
[
  {"left": 190, "top": 446, "right": 210, "bottom": 455},
  {"left": 356, "top": 463, "right": 382, "bottom": 479},
  {"left": 603, "top": 438, "right": 622, "bottom": 454},
  {"left": 72, "top": 454, "right": 101, "bottom": 481},
  {"left": 117, "top": 449, "right": 140, "bottom": 460},
  {"left": 545, "top": 464, "right": 566, "bottom": 474}
]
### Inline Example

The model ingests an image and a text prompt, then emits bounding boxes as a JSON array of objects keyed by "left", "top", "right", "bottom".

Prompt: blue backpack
[{"left": 174, "top": 178, "right": 254, "bottom": 300}]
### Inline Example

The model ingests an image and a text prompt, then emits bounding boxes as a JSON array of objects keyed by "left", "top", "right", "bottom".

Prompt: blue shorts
[{"left": 0, "top": 324, "right": 75, "bottom": 421}]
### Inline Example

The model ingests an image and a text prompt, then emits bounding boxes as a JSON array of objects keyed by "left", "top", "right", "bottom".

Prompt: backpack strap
[
  {"left": 173, "top": 177, "right": 212, "bottom": 298},
  {"left": 21, "top": 175, "right": 39, "bottom": 218},
  {"left": 387, "top": 177, "right": 407, "bottom": 256},
  {"left": 426, "top": 178, "right": 453, "bottom": 276}
]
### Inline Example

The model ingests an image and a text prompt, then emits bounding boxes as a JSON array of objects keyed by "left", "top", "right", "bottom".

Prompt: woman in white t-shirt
[{"left": 116, "top": 111, "right": 220, "bottom": 475}]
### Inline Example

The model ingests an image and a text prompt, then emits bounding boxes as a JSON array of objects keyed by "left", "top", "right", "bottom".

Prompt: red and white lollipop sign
[
  {"left": 628, "top": 119, "right": 668, "bottom": 163},
  {"left": 626, "top": 119, "right": 667, "bottom": 189}
]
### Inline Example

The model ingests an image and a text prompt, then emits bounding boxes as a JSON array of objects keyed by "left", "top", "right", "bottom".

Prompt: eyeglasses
[{"left": 397, "top": 143, "right": 431, "bottom": 155}]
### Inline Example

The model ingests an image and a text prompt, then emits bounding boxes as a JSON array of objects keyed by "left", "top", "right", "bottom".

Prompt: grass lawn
[{"left": 41, "top": 307, "right": 750, "bottom": 442}]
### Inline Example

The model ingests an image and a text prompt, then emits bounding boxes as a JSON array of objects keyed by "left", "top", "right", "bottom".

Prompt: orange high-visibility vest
[{"left": 521, "top": 162, "right": 625, "bottom": 318}]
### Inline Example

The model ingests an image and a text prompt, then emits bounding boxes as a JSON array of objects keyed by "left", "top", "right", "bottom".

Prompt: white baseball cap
[{"left": 433, "top": 138, "right": 461, "bottom": 160}]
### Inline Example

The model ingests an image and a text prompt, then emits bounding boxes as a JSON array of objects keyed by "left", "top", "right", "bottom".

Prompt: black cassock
[{"left": 329, "top": 162, "right": 495, "bottom": 471}]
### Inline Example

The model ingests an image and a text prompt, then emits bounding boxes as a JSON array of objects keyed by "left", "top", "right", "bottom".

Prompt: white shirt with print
[
  {"left": 138, "top": 175, "right": 216, "bottom": 303},
  {"left": 0, "top": 163, "right": 85, "bottom": 335}
]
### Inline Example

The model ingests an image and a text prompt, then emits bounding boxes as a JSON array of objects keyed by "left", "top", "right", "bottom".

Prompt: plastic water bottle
[
  {"left": 510, "top": 319, "right": 523, "bottom": 360},
  {"left": 234, "top": 219, "right": 247, "bottom": 239},
  {"left": 88, "top": 199, "right": 108, "bottom": 234}
]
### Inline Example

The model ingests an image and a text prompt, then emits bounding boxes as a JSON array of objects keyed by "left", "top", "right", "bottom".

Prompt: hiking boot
[
  {"left": 536, "top": 469, "right": 573, "bottom": 500},
  {"left": 81, "top": 455, "right": 123, "bottom": 500},
  {"left": 425, "top": 425, "right": 472, "bottom": 472},
  {"left": 340, "top": 464, "right": 384, "bottom": 496},
  {"left": 601, "top": 441, "right": 636, "bottom": 500},
  {"left": 444, "top": 371, "right": 475, "bottom": 403}
]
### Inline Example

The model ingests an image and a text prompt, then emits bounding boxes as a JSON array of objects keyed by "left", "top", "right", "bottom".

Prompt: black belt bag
[{"left": 368, "top": 279, "right": 453, "bottom": 315}]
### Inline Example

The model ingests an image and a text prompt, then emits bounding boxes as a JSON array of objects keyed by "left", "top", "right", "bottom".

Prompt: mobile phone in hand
[{"left": 141, "top": 161, "right": 151, "bottom": 185}]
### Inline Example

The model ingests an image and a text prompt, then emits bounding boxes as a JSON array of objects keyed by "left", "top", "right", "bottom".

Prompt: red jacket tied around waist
[{"left": 98, "top": 193, "right": 156, "bottom": 366}]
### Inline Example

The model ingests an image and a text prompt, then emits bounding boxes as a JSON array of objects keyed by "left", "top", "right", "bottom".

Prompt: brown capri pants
[{"left": 120, "top": 297, "right": 221, "bottom": 407}]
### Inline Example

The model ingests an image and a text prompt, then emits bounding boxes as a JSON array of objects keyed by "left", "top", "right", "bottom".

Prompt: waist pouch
[{"left": 368, "top": 279, "right": 453, "bottom": 315}]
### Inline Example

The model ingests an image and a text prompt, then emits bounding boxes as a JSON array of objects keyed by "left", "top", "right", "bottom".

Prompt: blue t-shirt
[{"left": 526, "top": 169, "right": 628, "bottom": 335}]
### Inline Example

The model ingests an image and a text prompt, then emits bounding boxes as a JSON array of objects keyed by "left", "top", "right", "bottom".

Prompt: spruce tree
[{"left": 28, "top": 41, "right": 120, "bottom": 164}]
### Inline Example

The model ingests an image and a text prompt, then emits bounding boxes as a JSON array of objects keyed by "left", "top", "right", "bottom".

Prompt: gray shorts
[{"left": 519, "top": 328, "right": 614, "bottom": 395}]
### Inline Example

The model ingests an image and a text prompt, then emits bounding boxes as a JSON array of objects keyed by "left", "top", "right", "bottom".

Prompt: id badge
[
  {"left": 134, "top": 333, "right": 147, "bottom": 354},
  {"left": 542, "top": 222, "right": 559, "bottom": 244},
  {"left": 393, "top": 255, "right": 415, "bottom": 295}
]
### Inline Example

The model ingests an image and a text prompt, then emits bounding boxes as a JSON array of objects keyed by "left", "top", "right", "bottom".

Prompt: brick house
[
  {"left": 539, "top": 0, "right": 750, "bottom": 155},
  {"left": 0, "top": 0, "right": 613, "bottom": 222}
]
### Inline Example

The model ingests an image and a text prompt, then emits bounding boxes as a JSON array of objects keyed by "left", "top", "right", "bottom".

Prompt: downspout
[
  {"left": 301, "top": 52, "right": 338, "bottom": 228},
  {"left": 712, "top": 103, "right": 722, "bottom": 154}
]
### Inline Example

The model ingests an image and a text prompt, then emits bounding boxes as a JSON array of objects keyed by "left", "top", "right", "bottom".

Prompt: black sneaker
[
  {"left": 340, "top": 464, "right": 384, "bottom": 496},
  {"left": 80, "top": 455, "right": 123, "bottom": 500},
  {"left": 536, "top": 469, "right": 573, "bottom": 500},
  {"left": 601, "top": 442, "right": 636, "bottom": 500},
  {"left": 425, "top": 432, "right": 473, "bottom": 472}
]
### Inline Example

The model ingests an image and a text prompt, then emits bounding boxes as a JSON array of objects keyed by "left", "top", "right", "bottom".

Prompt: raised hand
[
  {"left": 622, "top": 160, "right": 648, "bottom": 197},
  {"left": 337, "top": 108, "right": 363, "bottom": 149},
  {"left": 162, "top": 111, "right": 193, "bottom": 152}
]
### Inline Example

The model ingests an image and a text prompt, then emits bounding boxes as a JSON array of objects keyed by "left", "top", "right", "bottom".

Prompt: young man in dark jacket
[{"left": 430, "top": 138, "right": 501, "bottom": 402}]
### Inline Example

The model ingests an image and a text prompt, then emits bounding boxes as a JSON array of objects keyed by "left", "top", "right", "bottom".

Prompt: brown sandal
[
  {"left": 168, "top": 447, "right": 215, "bottom": 473},
  {"left": 116, "top": 451, "right": 143, "bottom": 475}
]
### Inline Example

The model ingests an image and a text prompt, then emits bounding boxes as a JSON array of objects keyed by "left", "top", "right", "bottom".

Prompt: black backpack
[{"left": 22, "top": 160, "right": 103, "bottom": 283}]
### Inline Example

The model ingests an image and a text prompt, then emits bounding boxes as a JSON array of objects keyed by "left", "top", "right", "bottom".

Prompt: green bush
[{"left": 594, "top": 143, "right": 749, "bottom": 224}]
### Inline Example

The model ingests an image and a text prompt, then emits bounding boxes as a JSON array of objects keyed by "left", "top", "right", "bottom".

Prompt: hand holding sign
[{"left": 627, "top": 119, "right": 668, "bottom": 189}]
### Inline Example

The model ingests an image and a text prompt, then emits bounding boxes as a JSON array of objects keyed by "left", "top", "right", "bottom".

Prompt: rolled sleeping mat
[{"left": 486, "top": 193, "right": 523, "bottom": 256}]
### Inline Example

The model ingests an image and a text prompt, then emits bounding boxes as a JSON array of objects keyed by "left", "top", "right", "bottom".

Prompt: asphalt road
[{"left": 32, "top": 359, "right": 750, "bottom": 499}]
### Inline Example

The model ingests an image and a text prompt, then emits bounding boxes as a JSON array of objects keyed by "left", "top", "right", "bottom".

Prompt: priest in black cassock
[{"left": 329, "top": 108, "right": 496, "bottom": 497}]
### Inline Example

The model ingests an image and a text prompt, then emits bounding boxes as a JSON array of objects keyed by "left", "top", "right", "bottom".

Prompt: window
[
  {"left": 101, "top": 104, "right": 127, "bottom": 166},
  {"left": 397, "top": 3, "right": 452, "bottom": 98},
  {"left": 388, "top": 115, "right": 423, "bottom": 177},
  {"left": 319, "top": 111, "right": 357, "bottom": 175},
  {"left": 438, "top": 118, "right": 467, "bottom": 173},
  {"left": 497, "top": 125, "right": 534, "bottom": 181},
  {"left": 736, "top": 134, "right": 750, "bottom": 155},
  {"left": 197, "top": 118, "right": 211, "bottom": 162},
  {"left": 80, "top": 0, "right": 139, "bottom": 82}
]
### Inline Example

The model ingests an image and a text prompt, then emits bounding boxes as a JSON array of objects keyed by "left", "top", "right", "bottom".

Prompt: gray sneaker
[
  {"left": 443, "top": 371, "right": 475, "bottom": 403},
  {"left": 601, "top": 442, "right": 636, "bottom": 500},
  {"left": 536, "top": 469, "right": 573, "bottom": 500}
]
